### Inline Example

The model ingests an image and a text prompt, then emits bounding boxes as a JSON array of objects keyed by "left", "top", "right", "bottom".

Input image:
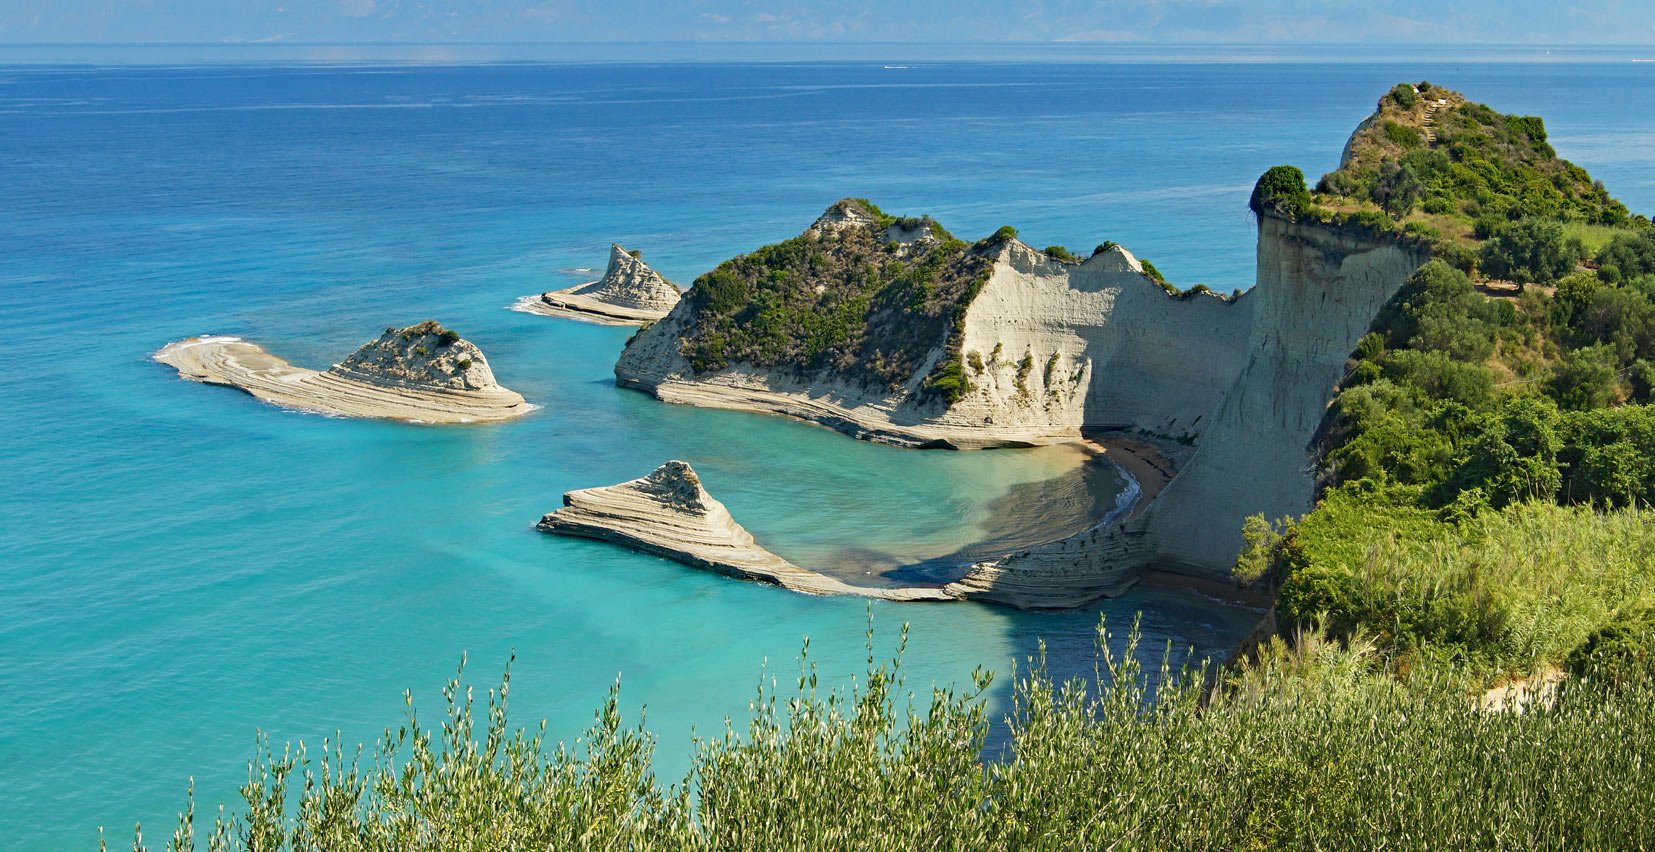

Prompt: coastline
[
  {"left": 154, "top": 336, "right": 532, "bottom": 424},
  {"left": 512, "top": 290, "right": 671, "bottom": 326},
  {"left": 621, "top": 373, "right": 1087, "bottom": 449},
  {"left": 538, "top": 461, "right": 957, "bottom": 602}
]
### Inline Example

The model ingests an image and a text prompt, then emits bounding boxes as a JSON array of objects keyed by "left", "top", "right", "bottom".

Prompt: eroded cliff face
[
  {"left": 563, "top": 244, "right": 681, "bottom": 314},
  {"left": 937, "top": 242, "right": 1251, "bottom": 444},
  {"left": 949, "top": 213, "right": 1430, "bottom": 607},
  {"left": 330, "top": 321, "right": 503, "bottom": 392},
  {"left": 614, "top": 215, "right": 1250, "bottom": 449}
]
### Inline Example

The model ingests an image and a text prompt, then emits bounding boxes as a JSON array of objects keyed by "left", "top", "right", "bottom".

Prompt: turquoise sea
[{"left": 3, "top": 53, "right": 1653, "bottom": 846}]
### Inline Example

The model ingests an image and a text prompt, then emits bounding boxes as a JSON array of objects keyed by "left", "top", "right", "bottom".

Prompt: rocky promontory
[
  {"left": 517, "top": 244, "right": 681, "bottom": 325},
  {"left": 616, "top": 199, "right": 1245, "bottom": 450},
  {"left": 155, "top": 321, "right": 531, "bottom": 424},
  {"left": 538, "top": 460, "right": 955, "bottom": 601}
]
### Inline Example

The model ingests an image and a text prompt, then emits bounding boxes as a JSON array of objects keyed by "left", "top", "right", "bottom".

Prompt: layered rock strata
[
  {"left": 538, "top": 460, "right": 955, "bottom": 602},
  {"left": 617, "top": 208, "right": 1249, "bottom": 449},
  {"left": 613, "top": 196, "right": 1429, "bottom": 608},
  {"left": 946, "top": 214, "right": 1430, "bottom": 607},
  {"left": 519, "top": 244, "right": 680, "bottom": 325},
  {"left": 155, "top": 321, "right": 530, "bottom": 424}
]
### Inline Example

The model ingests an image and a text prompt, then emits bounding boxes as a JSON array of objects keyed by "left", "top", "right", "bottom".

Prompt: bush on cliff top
[{"left": 1249, "top": 165, "right": 1312, "bottom": 219}]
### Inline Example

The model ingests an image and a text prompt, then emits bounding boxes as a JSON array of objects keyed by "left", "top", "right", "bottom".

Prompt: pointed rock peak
[
  {"left": 636, "top": 460, "right": 712, "bottom": 513},
  {"left": 331, "top": 321, "right": 501, "bottom": 391},
  {"left": 809, "top": 198, "right": 879, "bottom": 235},
  {"left": 1081, "top": 242, "right": 1145, "bottom": 275},
  {"left": 566, "top": 243, "right": 680, "bottom": 311},
  {"left": 606, "top": 243, "right": 646, "bottom": 273}
]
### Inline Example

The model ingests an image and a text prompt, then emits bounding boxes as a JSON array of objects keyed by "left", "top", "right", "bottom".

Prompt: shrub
[
  {"left": 1596, "top": 230, "right": 1655, "bottom": 282},
  {"left": 1139, "top": 259, "right": 1165, "bottom": 283},
  {"left": 1382, "top": 120, "right": 1423, "bottom": 148},
  {"left": 1566, "top": 609, "right": 1655, "bottom": 690},
  {"left": 1250, "top": 165, "right": 1312, "bottom": 219},
  {"left": 1548, "top": 345, "right": 1619, "bottom": 411},
  {"left": 1389, "top": 83, "right": 1418, "bottom": 109},
  {"left": 986, "top": 225, "right": 1018, "bottom": 244},
  {"left": 1014, "top": 351, "right": 1034, "bottom": 393},
  {"left": 143, "top": 623, "right": 1655, "bottom": 850},
  {"left": 1480, "top": 219, "right": 1582, "bottom": 284},
  {"left": 1042, "top": 245, "right": 1077, "bottom": 262},
  {"left": 929, "top": 360, "right": 972, "bottom": 404}
]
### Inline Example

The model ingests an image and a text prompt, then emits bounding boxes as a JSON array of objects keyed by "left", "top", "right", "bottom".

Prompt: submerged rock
[
  {"left": 154, "top": 321, "right": 530, "bottom": 424},
  {"left": 519, "top": 244, "right": 681, "bottom": 325},
  {"left": 538, "top": 460, "right": 955, "bottom": 602}
]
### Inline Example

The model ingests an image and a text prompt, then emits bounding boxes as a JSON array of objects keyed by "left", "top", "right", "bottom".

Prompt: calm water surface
[{"left": 2, "top": 57, "right": 1653, "bottom": 847}]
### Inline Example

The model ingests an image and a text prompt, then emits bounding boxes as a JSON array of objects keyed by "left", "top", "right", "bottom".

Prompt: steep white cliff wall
[
  {"left": 1139, "top": 215, "right": 1428, "bottom": 577},
  {"left": 615, "top": 240, "right": 1250, "bottom": 448},
  {"left": 950, "top": 214, "right": 1428, "bottom": 607},
  {"left": 937, "top": 243, "right": 1251, "bottom": 442}
]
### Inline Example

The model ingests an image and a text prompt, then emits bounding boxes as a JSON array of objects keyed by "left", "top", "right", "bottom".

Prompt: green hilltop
[{"left": 672, "top": 199, "right": 1012, "bottom": 404}]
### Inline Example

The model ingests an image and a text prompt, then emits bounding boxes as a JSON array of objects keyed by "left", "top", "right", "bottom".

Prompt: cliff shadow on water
[{"left": 776, "top": 446, "right": 1137, "bottom": 587}]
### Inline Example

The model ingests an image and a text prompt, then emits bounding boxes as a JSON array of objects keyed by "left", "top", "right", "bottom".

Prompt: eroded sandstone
[{"left": 155, "top": 321, "right": 531, "bottom": 424}]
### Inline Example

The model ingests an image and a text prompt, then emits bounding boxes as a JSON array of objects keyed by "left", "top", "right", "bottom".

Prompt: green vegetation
[
  {"left": 1304, "top": 83, "right": 1640, "bottom": 267},
  {"left": 986, "top": 225, "right": 1018, "bottom": 244},
  {"left": 1248, "top": 165, "right": 1312, "bottom": 219},
  {"left": 1247, "top": 247, "right": 1655, "bottom": 680},
  {"left": 673, "top": 199, "right": 995, "bottom": 402},
  {"left": 145, "top": 622, "right": 1655, "bottom": 849},
  {"left": 1479, "top": 218, "right": 1582, "bottom": 283},
  {"left": 1041, "top": 245, "right": 1077, "bottom": 262},
  {"left": 1259, "top": 489, "right": 1655, "bottom": 675},
  {"left": 1014, "top": 350, "right": 1034, "bottom": 394}
]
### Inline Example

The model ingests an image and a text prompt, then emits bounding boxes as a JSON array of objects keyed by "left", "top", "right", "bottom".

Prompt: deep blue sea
[{"left": 2, "top": 54, "right": 1653, "bottom": 847}]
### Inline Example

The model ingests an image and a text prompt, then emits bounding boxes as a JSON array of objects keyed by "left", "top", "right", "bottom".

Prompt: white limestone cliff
[
  {"left": 615, "top": 224, "right": 1251, "bottom": 449},
  {"left": 538, "top": 460, "right": 955, "bottom": 601},
  {"left": 947, "top": 213, "right": 1430, "bottom": 607},
  {"left": 154, "top": 321, "right": 530, "bottom": 424},
  {"left": 519, "top": 244, "right": 681, "bottom": 325}
]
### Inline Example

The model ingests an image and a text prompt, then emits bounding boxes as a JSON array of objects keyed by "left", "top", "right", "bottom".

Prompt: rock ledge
[
  {"left": 518, "top": 244, "right": 680, "bottom": 325},
  {"left": 154, "top": 322, "right": 531, "bottom": 424},
  {"left": 538, "top": 461, "right": 956, "bottom": 601}
]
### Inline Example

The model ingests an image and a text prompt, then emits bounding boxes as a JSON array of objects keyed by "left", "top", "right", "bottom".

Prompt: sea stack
[
  {"left": 538, "top": 460, "right": 954, "bottom": 601},
  {"left": 519, "top": 244, "right": 681, "bottom": 325},
  {"left": 155, "top": 321, "right": 532, "bottom": 424}
]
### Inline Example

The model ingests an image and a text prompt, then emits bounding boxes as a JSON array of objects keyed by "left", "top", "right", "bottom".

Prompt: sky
[{"left": 2, "top": 0, "right": 1654, "bottom": 45}]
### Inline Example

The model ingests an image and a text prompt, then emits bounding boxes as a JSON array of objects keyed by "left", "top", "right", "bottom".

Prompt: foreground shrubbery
[
  {"left": 130, "top": 623, "right": 1655, "bottom": 850},
  {"left": 1249, "top": 489, "right": 1655, "bottom": 676}
]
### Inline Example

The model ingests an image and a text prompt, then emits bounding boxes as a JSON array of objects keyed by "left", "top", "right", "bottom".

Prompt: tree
[{"left": 1479, "top": 218, "right": 1582, "bottom": 285}]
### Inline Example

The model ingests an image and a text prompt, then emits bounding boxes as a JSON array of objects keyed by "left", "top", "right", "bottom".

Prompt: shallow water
[{"left": 3, "top": 57, "right": 1654, "bottom": 848}]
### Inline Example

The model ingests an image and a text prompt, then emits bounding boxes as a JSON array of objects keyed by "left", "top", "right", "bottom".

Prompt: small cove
[{"left": 4, "top": 56, "right": 1653, "bottom": 849}]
